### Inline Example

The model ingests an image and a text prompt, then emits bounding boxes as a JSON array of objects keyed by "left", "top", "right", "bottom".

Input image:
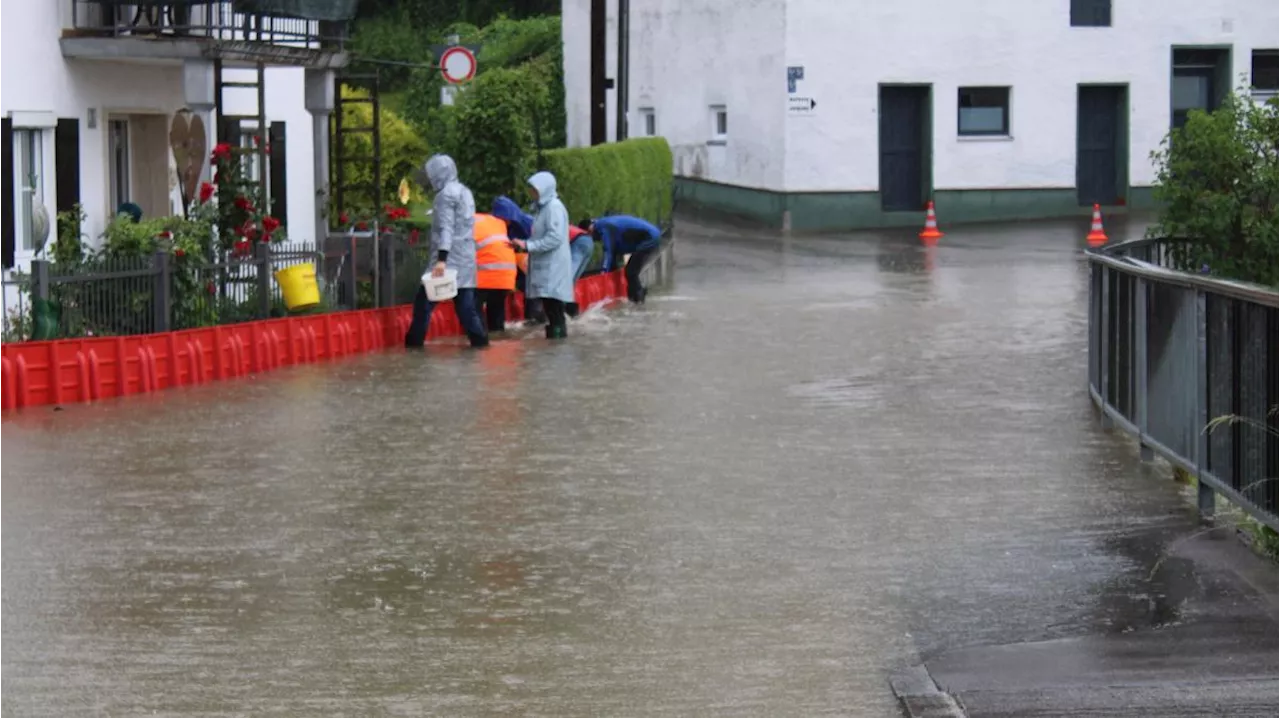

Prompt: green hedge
[{"left": 541, "top": 138, "right": 673, "bottom": 226}]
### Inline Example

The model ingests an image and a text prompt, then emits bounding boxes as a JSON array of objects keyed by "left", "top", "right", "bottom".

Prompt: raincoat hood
[
  {"left": 527, "top": 171, "right": 558, "bottom": 206},
  {"left": 425, "top": 154, "right": 458, "bottom": 191},
  {"left": 492, "top": 195, "right": 534, "bottom": 239}
]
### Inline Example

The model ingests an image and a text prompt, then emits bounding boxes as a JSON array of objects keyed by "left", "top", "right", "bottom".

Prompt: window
[
  {"left": 238, "top": 127, "right": 263, "bottom": 185},
  {"left": 16, "top": 129, "right": 44, "bottom": 251},
  {"left": 1252, "top": 50, "right": 1278, "bottom": 94},
  {"left": 957, "top": 87, "right": 1010, "bottom": 136},
  {"left": 710, "top": 105, "right": 727, "bottom": 142},
  {"left": 108, "top": 119, "right": 130, "bottom": 214},
  {"left": 1070, "top": 0, "right": 1111, "bottom": 27},
  {"left": 1172, "top": 48, "right": 1228, "bottom": 129},
  {"left": 641, "top": 108, "right": 656, "bottom": 136}
]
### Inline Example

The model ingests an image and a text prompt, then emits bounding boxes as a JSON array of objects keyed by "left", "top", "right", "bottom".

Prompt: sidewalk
[{"left": 892, "top": 527, "right": 1279, "bottom": 718}]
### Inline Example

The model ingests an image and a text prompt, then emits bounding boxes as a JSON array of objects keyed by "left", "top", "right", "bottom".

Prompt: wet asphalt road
[{"left": 1, "top": 214, "right": 1233, "bottom": 716}]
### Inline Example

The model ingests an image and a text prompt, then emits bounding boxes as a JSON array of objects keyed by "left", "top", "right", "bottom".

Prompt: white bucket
[{"left": 422, "top": 268, "right": 459, "bottom": 302}]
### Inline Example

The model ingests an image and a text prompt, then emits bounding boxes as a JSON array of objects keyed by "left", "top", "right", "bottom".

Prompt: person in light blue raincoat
[
  {"left": 508, "top": 171, "right": 574, "bottom": 339},
  {"left": 404, "top": 154, "right": 489, "bottom": 349},
  {"left": 492, "top": 195, "right": 546, "bottom": 325}
]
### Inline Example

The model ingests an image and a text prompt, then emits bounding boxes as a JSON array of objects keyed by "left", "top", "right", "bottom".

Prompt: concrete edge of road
[{"left": 888, "top": 665, "right": 968, "bottom": 718}]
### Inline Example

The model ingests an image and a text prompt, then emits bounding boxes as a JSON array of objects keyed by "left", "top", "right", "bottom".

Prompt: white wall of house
[
  {"left": 220, "top": 66, "right": 318, "bottom": 245},
  {"left": 564, "top": 0, "right": 1278, "bottom": 195},
  {"left": 563, "top": 0, "right": 788, "bottom": 191},
  {"left": 1, "top": 0, "right": 322, "bottom": 274}
]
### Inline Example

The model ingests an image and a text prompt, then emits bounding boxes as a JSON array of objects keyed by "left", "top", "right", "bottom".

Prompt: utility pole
[
  {"left": 615, "top": 0, "right": 630, "bottom": 141},
  {"left": 590, "top": 0, "right": 606, "bottom": 145}
]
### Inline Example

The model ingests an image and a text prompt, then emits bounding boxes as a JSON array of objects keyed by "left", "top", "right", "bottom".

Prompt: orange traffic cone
[
  {"left": 1086, "top": 204, "right": 1108, "bottom": 246},
  {"left": 919, "top": 201, "right": 943, "bottom": 244}
]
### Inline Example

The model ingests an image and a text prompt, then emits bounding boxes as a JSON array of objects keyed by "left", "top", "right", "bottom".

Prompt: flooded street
[{"left": 3, "top": 215, "right": 1202, "bottom": 716}]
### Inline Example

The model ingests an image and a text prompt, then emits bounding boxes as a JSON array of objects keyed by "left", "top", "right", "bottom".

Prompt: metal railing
[
  {"left": 1087, "top": 237, "right": 1278, "bottom": 529},
  {"left": 68, "top": 1, "right": 340, "bottom": 50},
  {"left": 9, "top": 241, "right": 337, "bottom": 341}
]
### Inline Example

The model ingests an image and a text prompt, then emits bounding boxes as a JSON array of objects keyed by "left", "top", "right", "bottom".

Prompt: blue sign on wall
[{"left": 787, "top": 66, "right": 804, "bottom": 94}]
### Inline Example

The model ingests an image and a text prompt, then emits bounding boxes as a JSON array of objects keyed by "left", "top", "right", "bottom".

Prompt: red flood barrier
[{"left": 2, "top": 270, "right": 629, "bottom": 411}]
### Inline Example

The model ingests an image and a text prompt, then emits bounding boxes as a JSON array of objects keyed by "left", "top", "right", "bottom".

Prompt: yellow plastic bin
[{"left": 274, "top": 264, "right": 321, "bottom": 312}]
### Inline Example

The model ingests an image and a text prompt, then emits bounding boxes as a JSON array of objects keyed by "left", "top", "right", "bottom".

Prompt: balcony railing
[{"left": 67, "top": 1, "right": 345, "bottom": 52}]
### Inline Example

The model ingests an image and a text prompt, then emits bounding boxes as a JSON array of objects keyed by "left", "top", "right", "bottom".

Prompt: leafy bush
[
  {"left": 443, "top": 65, "right": 548, "bottom": 207},
  {"left": 541, "top": 137, "right": 674, "bottom": 225},
  {"left": 1148, "top": 88, "right": 1279, "bottom": 286},
  {"left": 332, "top": 85, "right": 430, "bottom": 225},
  {"left": 403, "top": 15, "right": 565, "bottom": 151}
]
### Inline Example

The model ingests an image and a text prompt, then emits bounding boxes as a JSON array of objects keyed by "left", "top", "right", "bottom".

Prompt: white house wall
[
  {"left": 563, "top": 0, "right": 789, "bottom": 191},
  {"left": 564, "top": 0, "right": 1277, "bottom": 199},
  {"left": 2, "top": 0, "right": 321, "bottom": 265},
  {"left": 782, "top": 0, "right": 1278, "bottom": 194},
  {"left": 221, "top": 66, "right": 318, "bottom": 245}
]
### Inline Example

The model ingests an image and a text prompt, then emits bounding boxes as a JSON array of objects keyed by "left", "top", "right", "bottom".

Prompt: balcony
[{"left": 61, "top": 1, "right": 350, "bottom": 68}]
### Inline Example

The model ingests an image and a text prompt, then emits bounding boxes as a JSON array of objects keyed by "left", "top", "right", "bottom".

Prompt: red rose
[
  {"left": 408, "top": 228, "right": 420, "bottom": 246},
  {"left": 206, "top": 281, "right": 217, "bottom": 296},
  {"left": 252, "top": 135, "right": 261, "bottom": 146},
  {"left": 233, "top": 240, "right": 252, "bottom": 257},
  {"left": 211, "top": 143, "right": 233, "bottom": 162},
  {"left": 264, "top": 144, "right": 272, "bottom": 154},
  {"left": 355, "top": 221, "right": 368, "bottom": 231},
  {"left": 234, "top": 196, "right": 254, "bottom": 212},
  {"left": 262, "top": 215, "right": 281, "bottom": 233},
  {"left": 338, "top": 213, "right": 350, "bottom": 225},
  {"left": 174, "top": 248, "right": 185, "bottom": 258},
  {"left": 158, "top": 231, "right": 172, "bottom": 239},
  {"left": 199, "top": 182, "right": 215, "bottom": 203}
]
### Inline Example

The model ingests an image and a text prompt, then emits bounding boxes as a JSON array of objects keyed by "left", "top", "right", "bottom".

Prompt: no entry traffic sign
[{"left": 440, "top": 46, "right": 477, "bottom": 85}]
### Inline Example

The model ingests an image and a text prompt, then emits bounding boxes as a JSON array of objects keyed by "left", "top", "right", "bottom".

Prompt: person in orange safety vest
[{"left": 473, "top": 212, "right": 518, "bottom": 332}]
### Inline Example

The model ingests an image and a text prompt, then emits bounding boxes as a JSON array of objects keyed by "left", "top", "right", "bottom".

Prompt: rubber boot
[
  {"left": 544, "top": 323, "right": 568, "bottom": 340},
  {"left": 468, "top": 332, "right": 490, "bottom": 349},
  {"left": 566, "top": 302, "right": 580, "bottom": 318}
]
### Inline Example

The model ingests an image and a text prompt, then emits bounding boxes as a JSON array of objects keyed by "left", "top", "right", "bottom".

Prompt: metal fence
[
  {"left": 68, "top": 1, "right": 338, "bottom": 49},
  {"left": 4, "top": 241, "right": 336, "bottom": 341},
  {"left": 1087, "top": 237, "right": 1278, "bottom": 529}
]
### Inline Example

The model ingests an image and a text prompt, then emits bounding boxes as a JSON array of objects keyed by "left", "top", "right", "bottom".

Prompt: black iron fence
[
  {"left": 68, "top": 0, "right": 344, "bottom": 49},
  {"left": 1087, "top": 237, "right": 1278, "bottom": 529}
]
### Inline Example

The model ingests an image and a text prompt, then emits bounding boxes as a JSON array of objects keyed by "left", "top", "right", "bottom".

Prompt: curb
[{"left": 889, "top": 665, "right": 967, "bottom": 718}]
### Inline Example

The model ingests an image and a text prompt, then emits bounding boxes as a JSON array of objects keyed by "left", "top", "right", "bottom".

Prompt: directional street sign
[
  {"left": 440, "top": 46, "right": 477, "bottom": 85},
  {"left": 788, "top": 96, "right": 817, "bottom": 116}
]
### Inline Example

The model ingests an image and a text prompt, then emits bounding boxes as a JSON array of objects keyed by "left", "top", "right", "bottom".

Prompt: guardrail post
[
  {"left": 1193, "top": 289, "right": 1215, "bottom": 522},
  {"left": 377, "top": 236, "right": 396, "bottom": 308},
  {"left": 30, "top": 259, "right": 50, "bottom": 305},
  {"left": 1098, "top": 266, "right": 1112, "bottom": 429},
  {"left": 342, "top": 239, "right": 358, "bottom": 310},
  {"left": 1134, "top": 276, "right": 1151, "bottom": 461},
  {"left": 255, "top": 242, "right": 272, "bottom": 318},
  {"left": 152, "top": 250, "right": 171, "bottom": 333}
]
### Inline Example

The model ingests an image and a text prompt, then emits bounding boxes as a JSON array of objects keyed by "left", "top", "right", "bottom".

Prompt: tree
[{"left": 1148, "top": 87, "right": 1279, "bottom": 286}]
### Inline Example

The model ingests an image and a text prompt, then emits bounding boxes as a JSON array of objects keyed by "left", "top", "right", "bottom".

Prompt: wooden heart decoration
[{"left": 169, "top": 110, "right": 207, "bottom": 205}]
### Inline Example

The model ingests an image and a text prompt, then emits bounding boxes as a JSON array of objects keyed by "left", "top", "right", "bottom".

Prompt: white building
[
  {"left": 1, "top": 0, "right": 348, "bottom": 273},
  {"left": 563, "top": 0, "right": 1279, "bottom": 230}
]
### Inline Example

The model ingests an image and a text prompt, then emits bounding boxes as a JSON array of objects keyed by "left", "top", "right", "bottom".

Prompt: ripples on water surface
[{"left": 3, "top": 215, "right": 1195, "bottom": 716}]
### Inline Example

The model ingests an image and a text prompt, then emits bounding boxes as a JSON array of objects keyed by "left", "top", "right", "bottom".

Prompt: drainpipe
[
  {"left": 590, "top": 0, "right": 606, "bottom": 145},
  {"left": 615, "top": 0, "right": 630, "bottom": 142}
]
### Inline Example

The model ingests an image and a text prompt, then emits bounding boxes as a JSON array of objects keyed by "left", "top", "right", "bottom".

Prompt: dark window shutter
[
  {"left": 269, "top": 121, "right": 287, "bottom": 225},
  {"left": 2, "top": 118, "right": 14, "bottom": 269},
  {"left": 55, "top": 118, "right": 81, "bottom": 215}
]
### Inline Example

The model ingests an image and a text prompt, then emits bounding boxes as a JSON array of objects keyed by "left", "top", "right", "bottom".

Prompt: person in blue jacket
[
  {"left": 492, "top": 195, "right": 546, "bottom": 325},
  {"left": 580, "top": 214, "right": 662, "bottom": 303},
  {"left": 509, "top": 171, "right": 575, "bottom": 339}
]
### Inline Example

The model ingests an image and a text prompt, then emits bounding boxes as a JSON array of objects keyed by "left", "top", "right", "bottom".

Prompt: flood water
[{"left": 3, "top": 214, "right": 1198, "bottom": 716}]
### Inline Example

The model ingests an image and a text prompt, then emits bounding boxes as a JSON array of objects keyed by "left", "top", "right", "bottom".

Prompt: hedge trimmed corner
[{"left": 541, "top": 138, "right": 673, "bottom": 227}]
